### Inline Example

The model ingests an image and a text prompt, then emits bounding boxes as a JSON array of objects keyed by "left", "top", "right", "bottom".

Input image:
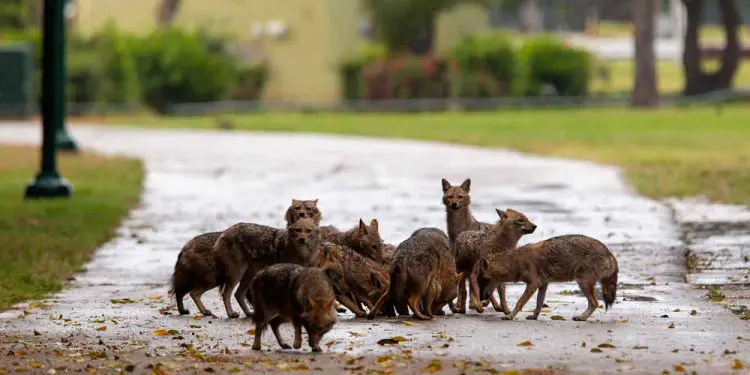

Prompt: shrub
[
  {"left": 451, "top": 32, "right": 520, "bottom": 98},
  {"left": 361, "top": 54, "right": 450, "bottom": 100},
  {"left": 230, "top": 63, "right": 268, "bottom": 101},
  {"left": 518, "top": 36, "right": 593, "bottom": 96},
  {"left": 92, "top": 21, "right": 140, "bottom": 105},
  {"left": 129, "top": 27, "right": 236, "bottom": 113},
  {"left": 340, "top": 44, "right": 387, "bottom": 100}
]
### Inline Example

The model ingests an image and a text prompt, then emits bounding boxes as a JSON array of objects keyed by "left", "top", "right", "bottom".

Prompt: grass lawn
[
  {"left": 592, "top": 21, "right": 750, "bottom": 44},
  {"left": 0, "top": 145, "right": 144, "bottom": 310},
  {"left": 102, "top": 106, "right": 750, "bottom": 205},
  {"left": 591, "top": 60, "right": 750, "bottom": 94}
]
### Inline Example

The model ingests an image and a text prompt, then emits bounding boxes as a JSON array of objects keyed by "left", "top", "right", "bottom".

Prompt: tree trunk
[
  {"left": 518, "top": 0, "right": 543, "bottom": 33},
  {"left": 157, "top": 0, "right": 182, "bottom": 27},
  {"left": 682, "top": 0, "right": 742, "bottom": 96},
  {"left": 633, "top": 0, "right": 659, "bottom": 107},
  {"left": 408, "top": 18, "right": 435, "bottom": 55}
]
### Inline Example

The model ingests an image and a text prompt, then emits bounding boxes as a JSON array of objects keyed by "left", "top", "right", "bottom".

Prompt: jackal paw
[
  {"left": 525, "top": 315, "right": 538, "bottom": 320},
  {"left": 251, "top": 344, "right": 261, "bottom": 351},
  {"left": 279, "top": 343, "right": 291, "bottom": 349},
  {"left": 311, "top": 345, "right": 322, "bottom": 352},
  {"left": 227, "top": 312, "right": 240, "bottom": 319},
  {"left": 178, "top": 309, "right": 190, "bottom": 315},
  {"left": 501, "top": 315, "right": 515, "bottom": 320},
  {"left": 293, "top": 341, "right": 302, "bottom": 349},
  {"left": 200, "top": 309, "right": 214, "bottom": 317},
  {"left": 455, "top": 308, "right": 467, "bottom": 314},
  {"left": 572, "top": 315, "right": 587, "bottom": 321},
  {"left": 434, "top": 310, "right": 446, "bottom": 316}
]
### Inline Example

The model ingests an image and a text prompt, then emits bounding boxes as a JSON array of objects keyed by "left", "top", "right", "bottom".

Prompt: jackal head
[{"left": 441, "top": 178, "right": 472, "bottom": 210}]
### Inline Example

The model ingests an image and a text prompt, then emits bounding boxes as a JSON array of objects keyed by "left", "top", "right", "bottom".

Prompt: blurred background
[{"left": 0, "top": 0, "right": 748, "bottom": 116}]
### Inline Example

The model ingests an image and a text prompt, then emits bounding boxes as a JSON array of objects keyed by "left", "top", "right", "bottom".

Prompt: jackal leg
[
  {"left": 456, "top": 274, "right": 468, "bottom": 314},
  {"left": 503, "top": 282, "right": 540, "bottom": 320},
  {"left": 292, "top": 318, "right": 303, "bottom": 349},
  {"left": 573, "top": 280, "right": 598, "bottom": 321},
  {"left": 408, "top": 294, "right": 432, "bottom": 320},
  {"left": 526, "top": 283, "right": 548, "bottom": 320},
  {"left": 496, "top": 283, "right": 512, "bottom": 315},
  {"left": 270, "top": 316, "right": 291, "bottom": 349},
  {"left": 189, "top": 285, "right": 216, "bottom": 317}
]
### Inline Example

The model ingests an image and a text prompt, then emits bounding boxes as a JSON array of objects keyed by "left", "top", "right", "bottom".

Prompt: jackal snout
[
  {"left": 441, "top": 178, "right": 472, "bottom": 211},
  {"left": 289, "top": 218, "right": 318, "bottom": 245}
]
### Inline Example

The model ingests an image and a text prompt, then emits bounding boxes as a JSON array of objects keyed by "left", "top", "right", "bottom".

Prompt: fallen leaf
[
  {"left": 615, "top": 358, "right": 631, "bottom": 364},
  {"left": 246, "top": 329, "right": 256, "bottom": 335},
  {"left": 581, "top": 342, "right": 587, "bottom": 348},
  {"left": 348, "top": 331, "right": 364, "bottom": 337},
  {"left": 619, "top": 319, "right": 629, "bottom": 323},
  {"left": 452, "top": 360, "right": 468, "bottom": 370},
  {"left": 96, "top": 326, "right": 107, "bottom": 332},
  {"left": 668, "top": 323, "right": 675, "bottom": 329},
  {"left": 376, "top": 336, "right": 408, "bottom": 346},
  {"left": 293, "top": 364, "right": 310, "bottom": 371},
  {"left": 590, "top": 348, "right": 602, "bottom": 353},
  {"left": 673, "top": 309, "right": 681, "bottom": 312},
  {"left": 399, "top": 321, "right": 417, "bottom": 326},
  {"left": 550, "top": 315, "right": 565, "bottom": 321},
  {"left": 598, "top": 343, "right": 616, "bottom": 348},
  {"left": 517, "top": 341, "right": 533, "bottom": 347},
  {"left": 110, "top": 298, "right": 138, "bottom": 304},
  {"left": 23, "top": 310, "right": 32, "bottom": 316},
  {"left": 674, "top": 364, "right": 685, "bottom": 372},
  {"left": 152, "top": 329, "right": 170, "bottom": 336},
  {"left": 192, "top": 316, "right": 202, "bottom": 321},
  {"left": 690, "top": 309, "right": 697, "bottom": 316},
  {"left": 149, "top": 296, "right": 163, "bottom": 300},
  {"left": 558, "top": 290, "right": 574, "bottom": 296},
  {"left": 424, "top": 360, "right": 442, "bottom": 373},
  {"left": 633, "top": 345, "right": 649, "bottom": 350},
  {"left": 732, "top": 360, "right": 744, "bottom": 370}
]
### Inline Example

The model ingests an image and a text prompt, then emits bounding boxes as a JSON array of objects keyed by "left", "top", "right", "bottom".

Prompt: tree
[
  {"left": 157, "top": 0, "right": 181, "bottom": 27},
  {"left": 363, "top": 0, "right": 489, "bottom": 55},
  {"left": 518, "top": 0, "right": 542, "bottom": 33},
  {"left": 682, "top": 0, "right": 742, "bottom": 95},
  {"left": 632, "top": 0, "right": 659, "bottom": 107}
]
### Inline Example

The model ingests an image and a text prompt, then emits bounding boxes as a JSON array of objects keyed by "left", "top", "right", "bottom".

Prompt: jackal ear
[
  {"left": 441, "top": 178, "right": 451, "bottom": 193},
  {"left": 370, "top": 273, "right": 382, "bottom": 290},
  {"left": 460, "top": 178, "right": 471, "bottom": 192},
  {"left": 312, "top": 198, "right": 318, "bottom": 205},
  {"left": 455, "top": 272, "right": 464, "bottom": 283},
  {"left": 495, "top": 208, "right": 507, "bottom": 219},
  {"left": 479, "top": 258, "right": 489, "bottom": 270},
  {"left": 307, "top": 297, "right": 317, "bottom": 311},
  {"left": 370, "top": 219, "right": 379, "bottom": 233},
  {"left": 323, "top": 246, "right": 337, "bottom": 262},
  {"left": 358, "top": 219, "right": 369, "bottom": 235}
]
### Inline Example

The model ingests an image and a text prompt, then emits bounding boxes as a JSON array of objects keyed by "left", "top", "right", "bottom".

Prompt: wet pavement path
[{"left": 1, "top": 123, "right": 748, "bottom": 374}]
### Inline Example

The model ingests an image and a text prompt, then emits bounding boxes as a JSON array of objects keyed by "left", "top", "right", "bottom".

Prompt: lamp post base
[
  {"left": 55, "top": 129, "right": 79, "bottom": 152},
  {"left": 24, "top": 172, "right": 73, "bottom": 199}
]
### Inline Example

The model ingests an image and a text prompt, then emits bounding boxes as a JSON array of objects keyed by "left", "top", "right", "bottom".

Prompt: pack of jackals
[{"left": 170, "top": 178, "right": 620, "bottom": 352}]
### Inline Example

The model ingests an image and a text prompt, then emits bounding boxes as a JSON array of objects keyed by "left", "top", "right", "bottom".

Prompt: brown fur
[
  {"left": 284, "top": 199, "right": 322, "bottom": 226},
  {"left": 249, "top": 263, "right": 337, "bottom": 352},
  {"left": 320, "top": 219, "right": 384, "bottom": 263},
  {"left": 332, "top": 243, "right": 390, "bottom": 315},
  {"left": 169, "top": 232, "right": 223, "bottom": 317},
  {"left": 381, "top": 243, "right": 396, "bottom": 265},
  {"left": 454, "top": 208, "right": 537, "bottom": 314},
  {"left": 470, "top": 234, "right": 619, "bottom": 321},
  {"left": 441, "top": 178, "right": 492, "bottom": 246},
  {"left": 368, "top": 228, "right": 463, "bottom": 320},
  {"left": 213, "top": 218, "right": 321, "bottom": 318}
]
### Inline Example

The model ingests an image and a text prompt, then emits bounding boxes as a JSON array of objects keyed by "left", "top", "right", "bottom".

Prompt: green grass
[
  {"left": 592, "top": 21, "right": 750, "bottom": 44},
  {"left": 0, "top": 145, "right": 144, "bottom": 310},
  {"left": 103, "top": 106, "right": 750, "bottom": 205},
  {"left": 591, "top": 59, "right": 750, "bottom": 94}
]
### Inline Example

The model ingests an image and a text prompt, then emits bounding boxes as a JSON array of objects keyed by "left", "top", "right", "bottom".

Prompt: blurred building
[{"left": 72, "top": 0, "right": 489, "bottom": 105}]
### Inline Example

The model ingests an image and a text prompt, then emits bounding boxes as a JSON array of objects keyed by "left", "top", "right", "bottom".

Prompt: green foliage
[
  {"left": 363, "top": 0, "right": 488, "bottom": 54},
  {"left": 0, "top": 0, "right": 37, "bottom": 32},
  {"left": 93, "top": 21, "right": 141, "bottom": 105},
  {"left": 129, "top": 27, "right": 238, "bottom": 113},
  {"left": 340, "top": 44, "right": 388, "bottom": 100},
  {"left": 361, "top": 55, "right": 450, "bottom": 100},
  {"left": 518, "top": 36, "right": 593, "bottom": 96},
  {"left": 451, "top": 32, "right": 521, "bottom": 97}
]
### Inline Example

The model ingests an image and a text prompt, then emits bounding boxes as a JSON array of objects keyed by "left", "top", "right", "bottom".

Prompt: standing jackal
[
  {"left": 368, "top": 228, "right": 462, "bottom": 320},
  {"left": 470, "top": 234, "right": 619, "bottom": 321},
  {"left": 214, "top": 218, "right": 321, "bottom": 318},
  {"left": 249, "top": 263, "right": 338, "bottom": 352},
  {"left": 169, "top": 231, "right": 222, "bottom": 317}
]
